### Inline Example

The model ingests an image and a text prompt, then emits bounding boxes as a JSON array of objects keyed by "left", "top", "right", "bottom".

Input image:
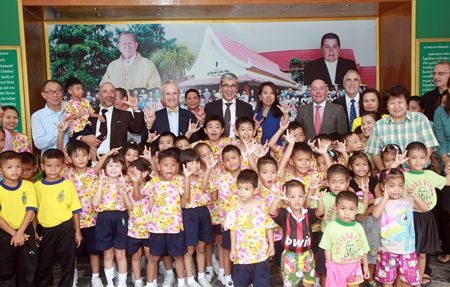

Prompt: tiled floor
[{"left": 62, "top": 255, "right": 450, "bottom": 286}]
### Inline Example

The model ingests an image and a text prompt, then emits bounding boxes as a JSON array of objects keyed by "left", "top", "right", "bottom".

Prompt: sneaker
[
  {"left": 73, "top": 269, "right": 78, "bottom": 287},
  {"left": 211, "top": 256, "right": 220, "bottom": 275},
  {"left": 134, "top": 278, "right": 144, "bottom": 287},
  {"left": 198, "top": 278, "right": 213, "bottom": 287},
  {"left": 204, "top": 271, "right": 213, "bottom": 283},
  {"left": 159, "top": 260, "right": 167, "bottom": 276},
  {"left": 162, "top": 272, "right": 175, "bottom": 287},
  {"left": 225, "top": 281, "right": 234, "bottom": 287},
  {"left": 217, "top": 274, "right": 225, "bottom": 285},
  {"left": 91, "top": 277, "right": 104, "bottom": 287},
  {"left": 187, "top": 280, "right": 202, "bottom": 287}
]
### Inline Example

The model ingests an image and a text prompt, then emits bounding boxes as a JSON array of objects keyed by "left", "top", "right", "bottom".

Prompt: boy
[
  {"left": 269, "top": 180, "right": 325, "bottom": 287},
  {"left": 142, "top": 148, "right": 188, "bottom": 287},
  {"left": 343, "top": 132, "right": 364, "bottom": 153},
  {"left": 34, "top": 149, "right": 83, "bottom": 287},
  {"left": 0, "top": 151, "right": 37, "bottom": 286},
  {"left": 319, "top": 191, "right": 370, "bottom": 287},
  {"left": 20, "top": 152, "right": 38, "bottom": 182},
  {"left": 202, "top": 115, "right": 235, "bottom": 162},
  {"left": 224, "top": 169, "right": 276, "bottom": 287},
  {"left": 268, "top": 118, "right": 305, "bottom": 161}
]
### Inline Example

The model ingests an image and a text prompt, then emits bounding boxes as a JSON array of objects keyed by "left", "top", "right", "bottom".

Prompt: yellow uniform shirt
[
  {"left": 0, "top": 180, "right": 37, "bottom": 230},
  {"left": 35, "top": 178, "right": 82, "bottom": 228}
]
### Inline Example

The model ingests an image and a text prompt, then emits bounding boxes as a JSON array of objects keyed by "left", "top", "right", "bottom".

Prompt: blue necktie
[{"left": 349, "top": 99, "right": 357, "bottom": 130}]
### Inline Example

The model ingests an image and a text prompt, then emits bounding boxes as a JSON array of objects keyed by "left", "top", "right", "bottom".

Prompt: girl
[
  {"left": 121, "top": 141, "right": 140, "bottom": 167},
  {"left": 92, "top": 154, "right": 133, "bottom": 287},
  {"left": 372, "top": 168, "right": 429, "bottom": 287},
  {"left": 128, "top": 158, "right": 152, "bottom": 287},
  {"left": 1, "top": 106, "right": 32, "bottom": 152},
  {"left": 360, "top": 112, "right": 381, "bottom": 147}
]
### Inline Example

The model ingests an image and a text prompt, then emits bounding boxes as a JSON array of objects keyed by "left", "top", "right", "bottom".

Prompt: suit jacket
[
  {"left": 304, "top": 57, "right": 358, "bottom": 87},
  {"left": 90, "top": 107, "right": 145, "bottom": 149},
  {"left": 296, "top": 102, "right": 348, "bottom": 141},
  {"left": 204, "top": 99, "right": 253, "bottom": 122},
  {"left": 141, "top": 107, "right": 199, "bottom": 143}
]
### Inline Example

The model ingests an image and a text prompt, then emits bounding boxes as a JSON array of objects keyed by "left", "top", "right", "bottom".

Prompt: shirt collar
[
  {"left": 100, "top": 105, "right": 114, "bottom": 113},
  {"left": 385, "top": 110, "right": 411, "bottom": 124},
  {"left": 43, "top": 103, "right": 64, "bottom": 116},
  {"left": 345, "top": 93, "right": 360, "bottom": 104},
  {"left": 314, "top": 101, "right": 326, "bottom": 108},
  {"left": 167, "top": 106, "right": 179, "bottom": 114},
  {"left": 287, "top": 206, "right": 308, "bottom": 222},
  {"left": 223, "top": 98, "right": 237, "bottom": 105},
  {"left": 122, "top": 52, "right": 137, "bottom": 64}
]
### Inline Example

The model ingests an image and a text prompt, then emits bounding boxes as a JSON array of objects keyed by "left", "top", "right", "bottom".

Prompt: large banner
[{"left": 47, "top": 20, "right": 376, "bottom": 119}]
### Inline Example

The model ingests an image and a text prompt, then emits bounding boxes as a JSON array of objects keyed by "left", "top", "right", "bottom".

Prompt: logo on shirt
[
  {"left": 21, "top": 191, "right": 27, "bottom": 204},
  {"left": 57, "top": 190, "right": 65, "bottom": 202}
]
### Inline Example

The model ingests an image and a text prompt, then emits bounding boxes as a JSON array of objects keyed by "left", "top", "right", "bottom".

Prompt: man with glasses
[
  {"left": 31, "top": 80, "right": 69, "bottom": 152},
  {"left": 296, "top": 79, "right": 348, "bottom": 140},
  {"left": 204, "top": 73, "right": 253, "bottom": 138},
  {"left": 421, "top": 61, "right": 450, "bottom": 120},
  {"left": 333, "top": 70, "right": 362, "bottom": 130}
]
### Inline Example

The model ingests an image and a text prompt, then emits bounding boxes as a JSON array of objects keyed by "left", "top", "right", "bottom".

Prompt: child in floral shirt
[{"left": 224, "top": 169, "right": 277, "bottom": 287}]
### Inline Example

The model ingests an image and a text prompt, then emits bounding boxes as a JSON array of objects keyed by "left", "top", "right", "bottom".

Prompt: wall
[
  {"left": 0, "top": 0, "right": 20, "bottom": 46},
  {"left": 416, "top": 0, "right": 450, "bottom": 39}
]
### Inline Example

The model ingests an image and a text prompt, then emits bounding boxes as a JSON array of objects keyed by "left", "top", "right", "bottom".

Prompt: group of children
[{"left": 1, "top": 103, "right": 450, "bottom": 287}]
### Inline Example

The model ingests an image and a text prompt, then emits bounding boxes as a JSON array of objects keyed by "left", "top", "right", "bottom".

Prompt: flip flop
[
  {"left": 437, "top": 254, "right": 450, "bottom": 263},
  {"left": 421, "top": 277, "right": 432, "bottom": 287}
]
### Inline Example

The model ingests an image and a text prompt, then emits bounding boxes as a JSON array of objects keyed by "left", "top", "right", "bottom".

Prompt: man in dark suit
[
  {"left": 332, "top": 70, "right": 362, "bottom": 130},
  {"left": 204, "top": 72, "right": 253, "bottom": 138},
  {"left": 296, "top": 79, "right": 348, "bottom": 141},
  {"left": 304, "top": 33, "right": 358, "bottom": 88},
  {"left": 141, "top": 80, "right": 199, "bottom": 143},
  {"left": 81, "top": 82, "right": 145, "bottom": 155}
]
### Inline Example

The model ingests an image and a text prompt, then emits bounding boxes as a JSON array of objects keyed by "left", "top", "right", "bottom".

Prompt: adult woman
[
  {"left": 1, "top": 106, "right": 32, "bottom": 152},
  {"left": 432, "top": 80, "right": 450, "bottom": 264},
  {"left": 351, "top": 88, "right": 386, "bottom": 131},
  {"left": 184, "top": 88, "right": 206, "bottom": 124},
  {"left": 254, "top": 82, "right": 289, "bottom": 145}
]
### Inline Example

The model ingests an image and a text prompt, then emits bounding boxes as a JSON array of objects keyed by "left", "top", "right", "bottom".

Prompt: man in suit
[
  {"left": 421, "top": 61, "right": 450, "bottom": 121},
  {"left": 296, "top": 79, "right": 348, "bottom": 141},
  {"left": 304, "top": 33, "right": 358, "bottom": 88},
  {"left": 204, "top": 73, "right": 253, "bottom": 138},
  {"left": 332, "top": 70, "right": 362, "bottom": 130},
  {"left": 141, "top": 80, "right": 199, "bottom": 143},
  {"left": 81, "top": 82, "right": 145, "bottom": 155}
]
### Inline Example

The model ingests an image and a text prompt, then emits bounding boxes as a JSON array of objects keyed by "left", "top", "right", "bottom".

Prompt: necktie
[
  {"left": 168, "top": 107, "right": 179, "bottom": 115},
  {"left": 224, "top": 103, "right": 232, "bottom": 137},
  {"left": 349, "top": 99, "right": 357, "bottom": 130},
  {"left": 97, "top": 109, "right": 108, "bottom": 141},
  {"left": 315, "top": 105, "right": 321, "bottom": 135}
]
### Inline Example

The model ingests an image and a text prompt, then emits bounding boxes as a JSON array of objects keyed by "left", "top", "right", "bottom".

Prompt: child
[
  {"left": 269, "top": 180, "right": 325, "bottom": 287},
  {"left": 20, "top": 152, "right": 38, "bottom": 182},
  {"left": 34, "top": 149, "right": 83, "bottom": 287},
  {"left": 268, "top": 118, "right": 305, "bottom": 160},
  {"left": 65, "top": 140, "right": 103, "bottom": 287},
  {"left": 380, "top": 144, "right": 403, "bottom": 169},
  {"left": 175, "top": 135, "right": 190, "bottom": 150},
  {"left": 201, "top": 115, "right": 235, "bottom": 162},
  {"left": 234, "top": 116, "right": 262, "bottom": 169},
  {"left": 372, "top": 168, "right": 429, "bottom": 287},
  {"left": 224, "top": 169, "right": 277, "bottom": 287},
  {"left": 0, "top": 151, "right": 37, "bottom": 286},
  {"left": 343, "top": 132, "right": 364, "bottom": 153},
  {"left": 121, "top": 141, "right": 140, "bottom": 167},
  {"left": 128, "top": 158, "right": 152, "bottom": 287},
  {"left": 404, "top": 142, "right": 450, "bottom": 285},
  {"left": 157, "top": 132, "right": 176, "bottom": 152},
  {"left": 360, "top": 112, "right": 381, "bottom": 145},
  {"left": 92, "top": 154, "right": 133, "bottom": 287},
  {"left": 319, "top": 191, "right": 370, "bottom": 287},
  {"left": 1, "top": 106, "right": 32, "bottom": 152},
  {"left": 142, "top": 148, "right": 188, "bottom": 287},
  {"left": 63, "top": 77, "right": 104, "bottom": 139},
  {"left": 180, "top": 148, "right": 216, "bottom": 287}
]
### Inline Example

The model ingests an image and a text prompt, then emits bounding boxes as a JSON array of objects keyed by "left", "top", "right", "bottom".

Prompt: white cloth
[
  {"left": 325, "top": 60, "right": 338, "bottom": 85},
  {"left": 96, "top": 105, "right": 114, "bottom": 155}
]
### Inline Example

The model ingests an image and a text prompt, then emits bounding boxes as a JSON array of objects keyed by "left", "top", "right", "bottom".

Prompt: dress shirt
[
  {"left": 222, "top": 98, "right": 237, "bottom": 138},
  {"left": 167, "top": 108, "right": 180, "bottom": 136},
  {"left": 345, "top": 93, "right": 360, "bottom": 120},
  {"left": 96, "top": 105, "right": 114, "bottom": 155},
  {"left": 325, "top": 60, "right": 338, "bottom": 85},
  {"left": 313, "top": 101, "right": 326, "bottom": 128}
]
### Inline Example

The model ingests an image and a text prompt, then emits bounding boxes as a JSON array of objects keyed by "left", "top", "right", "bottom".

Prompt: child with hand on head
[
  {"left": 319, "top": 191, "right": 370, "bottom": 287},
  {"left": 372, "top": 168, "right": 429, "bottom": 287},
  {"left": 224, "top": 169, "right": 277, "bottom": 287},
  {"left": 269, "top": 180, "right": 325, "bottom": 287},
  {"left": 34, "top": 149, "right": 83, "bottom": 287},
  {"left": 0, "top": 151, "right": 37, "bottom": 286},
  {"left": 92, "top": 153, "right": 133, "bottom": 287}
]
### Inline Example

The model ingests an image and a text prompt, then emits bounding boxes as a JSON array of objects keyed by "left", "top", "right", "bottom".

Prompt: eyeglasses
[
  {"left": 221, "top": 84, "right": 238, "bottom": 89},
  {"left": 432, "top": 72, "right": 449, "bottom": 77},
  {"left": 43, "top": 89, "right": 63, "bottom": 95}
]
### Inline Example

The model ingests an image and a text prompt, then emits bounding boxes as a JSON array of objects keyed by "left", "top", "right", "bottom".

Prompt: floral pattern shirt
[
  {"left": 64, "top": 98, "right": 95, "bottom": 135},
  {"left": 13, "top": 133, "right": 32, "bottom": 153},
  {"left": 127, "top": 189, "right": 151, "bottom": 239},
  {"left": 185, "top": 176, "right": 212, "bottom": 209},
  {"left": 258, "top": 183, "right": 284, "bottom": 241},
  {"left": 224, "top": 201, "right": 277, "bottom": 264},
  {"left": 210, "top": 172, "right": 238, "bottom": 225},
  {"left": 95, "top": 177, "right": 128, "bottom": 212}
]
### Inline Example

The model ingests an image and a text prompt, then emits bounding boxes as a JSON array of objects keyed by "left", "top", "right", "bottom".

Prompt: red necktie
[{"left": 315, "top": 105, "right": 321, "bottom": 135}]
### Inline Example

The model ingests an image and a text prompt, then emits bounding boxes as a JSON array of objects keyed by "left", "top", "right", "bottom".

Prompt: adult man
[
  {"left": 421, "top": 61, "right": 450, "bottom": 120},
  {"left": 333, "top": 70, "right": 362, "bottom": 130},
  {"left": 82, "top": 82, "right": 145, "bottom": 155},
  {"left": 204, "top": 73, "right": 253, "bottom": 138},
  {"left": 296, "top": 79, "right": 348, "bottom": 141},
  {"left": 141, "top": 80, "right": 199, "bottom": 143},
  {"left": 304, "top": 33, "right": 358, "bottom": 88},
  {"left": 31, "top": 80, "right": 69, "bottom": 153},
  {"left": 100, "top": 31, "right": 161, "bottom": 90}
]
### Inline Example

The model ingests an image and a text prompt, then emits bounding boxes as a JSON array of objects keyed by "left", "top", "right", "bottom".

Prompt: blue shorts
[
  {"left": 149, "top": 232, "right": 186, "bottom": 257},
  {"left": 95, "top": 211, "right": 128, "bottom": 251},
  {"left": 233, "top": 260, "right": 270, "bottom": 287},
  {"left": 76, "top": 226, "right": 101, "bottom": 257},
  {"left": 127, "top": 236, "right": 151, "bottom": 255},
  {"left": 212, "top": 224, "right": 223, "bottom": 235},
  {"left": 182, "top": 206, "right": 213, "bottom": 246},
  {"left": 221, "top": 230, "right": 231, "bottom": 250}
]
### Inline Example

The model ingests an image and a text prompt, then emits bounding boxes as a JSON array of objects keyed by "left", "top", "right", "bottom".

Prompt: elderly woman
[
  {"left": 254, "top": 82, "right": 289, "bottom": 145},
  {"left": 184, "top": 88, "right": 206, "bottom": 124}
]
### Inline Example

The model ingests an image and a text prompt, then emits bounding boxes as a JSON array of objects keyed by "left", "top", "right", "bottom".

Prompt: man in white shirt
[{"left": 333, "top": 70, "right": 362, "bottom": 130}]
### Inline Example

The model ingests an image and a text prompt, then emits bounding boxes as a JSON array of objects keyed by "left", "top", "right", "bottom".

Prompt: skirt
[
  {"left": 414, "top": 211, "right": 441, "bottom": 254},
  {"left": 437, "top": 185, "right": 450, "bottom": 211}
]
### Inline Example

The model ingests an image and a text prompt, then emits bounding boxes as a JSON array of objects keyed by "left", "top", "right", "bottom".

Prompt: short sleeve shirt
[
  {"left": 95, "top": 177, "right": 128, "bottom": 212},
  {"left": 321, "top": 191, "right": 365, "bottom": 231},
  {"left": 404, "top": 170, "right": 446, "bottom": 211},
  {"left": 0, "top": 180, "right": 37, "bottom": 229},
  {"left": 185, "top": 177, "right": 212, "bottom": 209},
  {"left": 64, "top": 98, "right": 95, "bottom": 134},
  {"left": 127, "top": 189, "right": 151, "bottom": 239}
]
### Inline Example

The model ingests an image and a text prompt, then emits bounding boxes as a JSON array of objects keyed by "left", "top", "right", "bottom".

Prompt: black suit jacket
[
  {"left": 90, "top": 107, "right": 145, "bottom": 149},
  {"left": 204, "top": 99, "right": 253, "bottom": 122},
  {"left": 304, "top": 57, "right": 358, "bottom": 87},
  {"left": 141, "top": 107, "right": 199, "bottom": 143}
]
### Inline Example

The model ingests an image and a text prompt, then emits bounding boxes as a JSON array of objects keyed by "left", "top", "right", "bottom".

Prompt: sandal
[
  {"left": 421, "top": 275, "right": 432, "bottom": 287},
  {"left": 437, "top": 254, "right": 450, "bottom": 263}
]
